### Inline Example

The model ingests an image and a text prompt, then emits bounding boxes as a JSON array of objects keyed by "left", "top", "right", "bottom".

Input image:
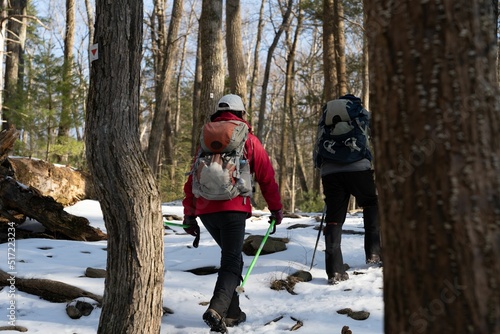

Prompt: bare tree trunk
[
  {"left": 322, "top": 0, "right": 337, "bottom": 101},
  {"left": 248, "top": 0, "right": 266, "bottom": 128},
  {"left": 199, "top": 0, "right": 225, "bottom": 121},
  {"left": 171, "top": 1, "right": 196, "bottom": 188},
  {"left": 286, "top": 2, "right": 308, "bottom": 195},
  {"left": 174, "top": 1, "right": 196, "bottom": 138},
  {"left": 86, "top": 0, "right": 164, "bottom": 332},
  {"left": 362, "top": 8, "right": 369, "bottom": 109},
  {"left": 257, "top": 0, "right": 293, "bottom": 141},
  {"left": 364, "top": 1, "right": 500, "bottom": 333},
  {"left": 226, "top": 0, "right": 247, "bottom": 98},
  {"left": 493, "top": 0, "right": 499, "bottom": 83},
  {"left": 0, "top": 0, "right": 9, "bottom": 129},
  {"left": 278, "top": 101, "right": 288, "bottom": 199},
  {"left": 147, "top": 0, "right": 183, "bottom": 176},
  {"left": 191, "top": 31, "right": 203, "bottom": 155},
  {"left": 56, "top": 0, "right": 76, "bottom": 164},
  {"left": 3, "top": 0, "right": 27, "bottom": 130},
  {"left": 334, "top": 0, "right": 346, "bottom": 96},
  {"left": 280, "top": 0, "right": 309, "bottom": 204},
  {"left": 84, "top": 0, "right": 95, "bottom": 69}
]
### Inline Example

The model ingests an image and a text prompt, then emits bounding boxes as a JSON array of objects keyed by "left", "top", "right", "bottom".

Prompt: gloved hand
[
  {"left": 183, "top": 216, "right": 200, "bottom": 248},
  {"left": 270, "top": 209, "right": 283, "bottom": 226},
  {"left": 183, "top": 216, "right": 199, "bottom": 235}
]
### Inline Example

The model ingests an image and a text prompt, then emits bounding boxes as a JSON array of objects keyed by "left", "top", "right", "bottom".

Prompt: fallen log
[
  {"left": 0, "top": 269, "right": 103, "bottom": 304},
  {"left": 0, "top": 325, "right": 28, "bottom": 332},
  {"left": 0, "top": 176, "right": 106, "bottom": 241},
  {"left": 0, "top": 126, "right": 106, "bottom": 242},
  {"left": 7, "top": 157, "right": 96, "bottom": 206}
]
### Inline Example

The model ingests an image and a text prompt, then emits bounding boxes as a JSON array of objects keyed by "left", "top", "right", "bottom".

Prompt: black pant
[
  {"left": 199, "top": 211, "right": 247, "bottom": 318},
  {"left": 322, "top": 170, "right": 381, "bottom": 277}
]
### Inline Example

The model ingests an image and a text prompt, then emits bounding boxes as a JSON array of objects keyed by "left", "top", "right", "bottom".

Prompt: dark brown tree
[
  {"left": 364, "top": 1, "right": 500, "bottom": 333},
  {"left": 86, "top": 0, "right": 164, "bottom": 332}
]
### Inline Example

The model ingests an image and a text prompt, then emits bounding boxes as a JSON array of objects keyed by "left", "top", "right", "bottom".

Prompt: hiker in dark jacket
[
  {"left": 182, "top": 94, "right": 283, "bottom": 333},
  {"left": 313, "top": 94, "right": 381, "bottom": 285}
]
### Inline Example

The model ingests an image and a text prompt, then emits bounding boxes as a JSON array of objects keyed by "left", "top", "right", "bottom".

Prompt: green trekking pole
[
  {"left": 236, "top": 219, "right": 276, "bottom": 295},
  {"left": 163, "top": 221, "right": 190, "bottom": 228}
]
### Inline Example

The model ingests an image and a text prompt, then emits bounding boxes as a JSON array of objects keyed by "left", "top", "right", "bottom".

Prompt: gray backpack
[{"left": 191, "top": 120, "right": 253, "bottom": 200}]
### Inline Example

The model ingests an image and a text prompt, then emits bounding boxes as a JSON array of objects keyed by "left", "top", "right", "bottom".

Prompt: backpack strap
[
  {"left": 244, "top": 135, "right": 255, "bottom": 171},
  {"left": 354, "top": 117, "right": 371, "bottom": 157}
]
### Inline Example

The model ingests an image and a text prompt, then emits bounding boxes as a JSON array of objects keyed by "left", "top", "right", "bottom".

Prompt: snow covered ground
[{"left": 0, "top": 199, "right": 384, "bottom": 333}]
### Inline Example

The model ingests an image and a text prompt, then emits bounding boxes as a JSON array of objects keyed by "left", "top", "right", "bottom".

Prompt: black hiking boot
[
  {"left": 225, "top": 311, "right": 246, "bottom": 327},
  {"left": 203, "top": 308, "right": 228, "bottom": 333},
  {"left": 366, "top": 254, "right": 382, "bottom": 267},
  {"left": 327, "top": 272, "right": 349, "bottom": 285}
]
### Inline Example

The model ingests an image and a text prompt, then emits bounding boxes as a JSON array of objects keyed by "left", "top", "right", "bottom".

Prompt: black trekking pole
[
  {"left": 309, "top": 205, "right": 326, "bottom": 271},
  {"left": 164, "top": 220, "right": 200, "bottom": 248}
]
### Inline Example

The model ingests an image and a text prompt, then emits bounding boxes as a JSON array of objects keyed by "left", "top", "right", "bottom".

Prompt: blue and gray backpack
[{"left": 314, "top": 94, "right": 372, "bottom": 167}]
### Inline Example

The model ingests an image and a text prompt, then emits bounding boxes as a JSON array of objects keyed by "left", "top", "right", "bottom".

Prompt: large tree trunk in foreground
[
  {"left": 86, "top": 0, "right": 164, "bottom": 333},
  {"left": 364, "top": 1, "right": 500, "bottom": 333}
]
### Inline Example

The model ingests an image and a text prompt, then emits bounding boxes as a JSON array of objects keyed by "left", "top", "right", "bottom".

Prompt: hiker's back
[
  {"left": 191, "top": 119, "right": 253, "bottom": 200},
  {"left": 314, "top": 94, "right": 372, "bottom": 168}
]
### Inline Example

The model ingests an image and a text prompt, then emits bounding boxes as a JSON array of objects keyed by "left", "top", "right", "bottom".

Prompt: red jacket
[{"left": 183, "top": 112, "right": 282, "bottom": 217}]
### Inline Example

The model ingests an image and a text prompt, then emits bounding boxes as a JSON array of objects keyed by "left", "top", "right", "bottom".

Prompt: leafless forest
[{"left": 1, "top": 1, "right": 498, "bottom": 333}]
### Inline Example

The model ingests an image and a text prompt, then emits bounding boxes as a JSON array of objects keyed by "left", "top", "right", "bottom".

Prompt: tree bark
[
  {"left": 362, "top": 9, "right": 370, "bottom": 109},
  {"left": 86, "top": 0, "right": 164, "bottom": 333},
  {"left": 84, "top": 0, "right": 95, "bottom": 69},
  {"left": 257, "top": 0, "right": 294, "bottom": 141},
  {"left": 248, "top": 0, "right": 266, "bottom": 128},
  {"left": 364, "top": 1, "right": 500, "bottom": 333},
  {"left": 226, "top": 0, "right": 247, "bottom": 98},
  {"left": 56, "top": 0, "right": 76, "bottom": 164},
  {"left": 322, "top": 0, "right": 337, "bottom": 101},
  {"left": 199, "top": 0, "right": 225, "bottom": 121},
  {"left": 3, "top": 0, "right": 27, "bottom": 129},
  {"left": 334, "top": 0, "right": 346, "bottom": 96},
  {"left": 0, "top": 0, "right": 9, "bottom": 129},
  {"left": 191, "top": 31, "right": 203, "bottom": 155},
  {"left": 147, "top": 0, "right": 183, "bottom": 176},
  {"left": 286, "top": 2, "right": 309, "bottom": 197}
]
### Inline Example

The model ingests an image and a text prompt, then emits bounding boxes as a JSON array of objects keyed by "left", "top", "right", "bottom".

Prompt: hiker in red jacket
[{"left": 182, "top": 94, "right": 283, "bottom": 333}]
